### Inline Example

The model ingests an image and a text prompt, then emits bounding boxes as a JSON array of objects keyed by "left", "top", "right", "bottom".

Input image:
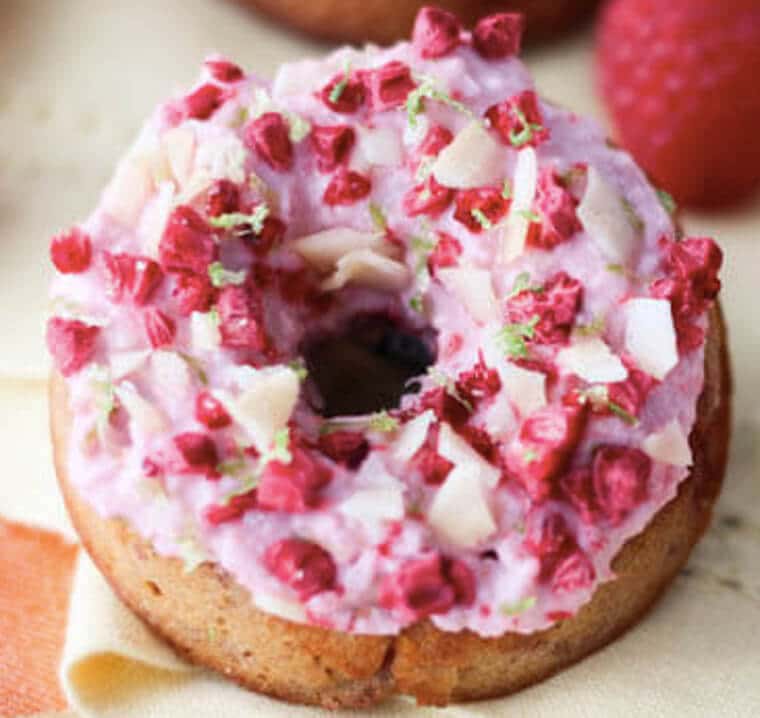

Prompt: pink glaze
[{"left": 48, "top": 14, "right": 722, "bottom": 637}]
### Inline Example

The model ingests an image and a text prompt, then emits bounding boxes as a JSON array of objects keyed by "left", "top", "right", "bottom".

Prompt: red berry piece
[
  {"left": 472, "top": 13, "right": 524, "bottom": 60},
  {"left": 524, "top": 510, "right": 589, "bottom": 586},
  {"left": 402, "top": 175, "right": 453, "bottom": 218},
  {"left": 598, "top": 0, "right": 760, "bottom": 207},
  {"left": 551, "top": 550, "right": 596, "bottom": 594},
  {"left": 323, "top": 167, "right": 372, "bottom": 206},
  {"left": 173, "top": 432, "right": 220, "bottom": 478},
  {"left": 506, "top": 402, "right": 588, "bottom": 501},
  {"left": 183, "top": 83, "right": 225, "bottom": 120},
  {"left": 558, "top": 467, "right": 597, "bottom": 524},
  {"left": 505, "top": 271, "right": 583, "bottom": 346},
  {"left": 46, "top": 317, "right": 100, "bottom": 377},
  {"left": 526, "top": 168, "right": 581, "bottom": 250},
  {"left": 485, "top": 90, "right": 549, "bottom": 148},
  {"left": 247, "top": 216, "right": 287, "bottom": 257},
  {"left": 103, "top": 252, "right": 164, "bottom": 305},
  {"left": 414, "top": 386, "right": 471, "bottom": 427},
  {"left": 204, "top": 58, "right": 244, "bottom": 83},
  {"left": 366, "top": 61, "right": 417, "bottom": 111},
  {"left": 455, "top": 354, "right": 502, "bottom": 408},
  {"left": 171, "top": 271, "right": 215, "bottom": 316},
  {"left": 204, "top": 490, "right": 257, "bottom": 525},
  {"left": 159, "top": 205, "right": 218, "bottom": 275},
  {"left": 144, "top": 308, "right": 176, "bottom": 348},
  {"left": 320, "top": 71, "right": 366, "bottom": 114},
  {"left": 412, "top": 424, "right": 454, "bottom": 485},
  {"left": 257, "top": 447, "right": 333, "bottom": 512},
  {"left": 379, "top": 553, "right": 475, "bottom": 620},
  {"left": 591, "top": 446, "right": 651, "bottom": 526},
  {"left": 412, "top": 7, "right": 461, "bottom": 59},
  {"left": 244, "top": 112, "right": 293, "bottom": 172},
  {"left": 427, "top": 232, "right": 462, "bottom": 275},
  {"left": 411, "top": 124, "right": 454, "bottom": 172},
  {"left": 205, "top": 179, "right": 240, "bottom": 217},
  {"left": 263, "top": 538, "right": 337, "bottom": 600},
  {"left": 310, "top": 124, "right": 356, "bottom": 172},
  {"left": 457, "top": 424, "right": 499, "bottom": 464},
  {"left": 606, "top": 360, "right": 658, "bottom": 419},
  {"left": 317, "top": 430, "right": 369, "bottom": 469},
  {"left": 453, "top": 186, "right": 510, "bottom": 233},
  {"left": 195, "top": 391, "right": 232, "bottom": 430},
  {"left": 216, "top": 285, "right": 268, "bottom": 351},
  {"left": 50, "top": 227, "right": 92, "bottom": 274}
]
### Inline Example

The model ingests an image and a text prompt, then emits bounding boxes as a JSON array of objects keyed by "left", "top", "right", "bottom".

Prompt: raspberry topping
[
  {"left": 243, "top": 112, "right": 294, "bottom": 172},
  {"left": 472, "top": 13, "right": 524, "bottom": 60},
  {"left": 50, "top": 228, "right": 92, "bottom": 274},
  {"left": 403, "top": 176, "right": 454, "bottom": 218},
  {"left": 591, "top": 446, "right": 651, "bottom": 526},
  {"left": 183, "top": 83, "right": 226, "bottom": 120},
  {"left": 526, "top": 168, "right": 581, "bottom": 249},
  {"left": 317, "top": 430, "right": 369, "bottom": 469},
  {"left": 205, "top": 179, "right": 240, "bottom": 217},
  {"left": 46, "top": 318, "right": 100, "bottom": 377},
  {"left": 103, "top": 252, "right": 164, "bottom": 305},
  {"left": 171, "top": 271, "right": 215, "bottom": 316},
  {"left": 204, "top": 490, "right": 258, "bottom": 525},
  {"left": 412, "top": 7, "right": 462, "bottom": 59},
  {"left": 412, "top": 124, "right": 454, "bottom": 171},
  {"left": 366, "top": 61, "right": 417, "bottom": 111},
  {"left": 257, "top": 448, "right": 333, "bottom": 513},
  {"left": 144, "top": 308, "right": 176, "bottom": 348},
  {"left": 427, "top": 232, "right": 462, "bottom": 275},
  {"left": 216, "top": 285, "right": 268, "bottom": 351},
  {"left": 195, "top": 391, "right": 232, "bottom": 430},
  {"left": 453, "top": 186, "right": 510, "bottom": 233},
  {"left": 485, "top": 90, "right": 549, "bottom": 149},
  {"left": 204, "top": 58, "right": 244, "bottom": 83},
  {"left": 323, "top": 167, "right": 372, "bottom": 206},
  {"left": 411, "top": 424, "right": 454, "bottom": 485},
  {"left": 159, "top": 206, "right": 218, "bottom": 275},
  {"left": 320, "top": 71, "right": 366, "bottom": 114},
  {"left": 264, "top": 538, "right": 337, "bottom": 600},
  {"left": 456, "top": 355, "right": 502, "bottom": 408},
  {"left": 172, "top": 432, "right": 220, "bottom": 478},
  {"left": 310, "top": 124, "right": 356, "bottom": 173}
]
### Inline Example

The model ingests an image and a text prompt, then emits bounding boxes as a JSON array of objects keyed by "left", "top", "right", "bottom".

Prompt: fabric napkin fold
[{"left": 60, "top": 550, "right": 760, "bottom": 718}]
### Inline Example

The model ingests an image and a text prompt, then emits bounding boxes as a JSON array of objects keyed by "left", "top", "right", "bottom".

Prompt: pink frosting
[{"left": 48, "top": 19, "right": 722, "bottom": 638}]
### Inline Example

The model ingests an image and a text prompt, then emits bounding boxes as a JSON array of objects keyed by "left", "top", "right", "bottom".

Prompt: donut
[
  {"left": 236, "top": 0, "right": 602, "bottom": 46},
  {"left": 47, "top": 9, "right": 730, "bottom": 708}
]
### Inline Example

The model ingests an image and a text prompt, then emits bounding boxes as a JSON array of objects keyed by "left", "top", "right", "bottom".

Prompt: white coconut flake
[
  {"left": 190, "top": 311, "right": 221, "bottom": 353},
  {"left": 114, "top": 382, "right": 167, "bottom": 434},
  {"left": 431, "top": 121, "right": 504, "bottom": 188},
  {"left": 321, "top": 249, "right": 411, "bottom": 292},
  {"left": 391, "top": 410, "right": 435, "bottom": 464},
  {"left": 436, "top": 267, "right": 499, "bottom": 324},
  {"left": 556, "top": 336, "right": 628, "bottom": 383},
  {"left": 500, "top": 146, "right": 538, "bottom": 262},
  {"left": 339, "top": 485, "right": 405, "bottom": 524},
  {"left": 642, "top": 420, "right": 693, "bottom": 467},
  {"left": 437, "top": 423, "right": 500, "bottom": 488},
  {"left": 501, "top": 361, "right": 547, "bottom": 417},
  {"left": 293, "top": 228, "right": 391, "bottom": 273},
  {"left": 624, "top": 298, "right": 678, "bottom": 380}
]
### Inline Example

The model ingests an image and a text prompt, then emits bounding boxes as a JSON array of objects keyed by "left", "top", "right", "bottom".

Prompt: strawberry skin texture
[{"left": 597, "top": 0, "right": 760, "bottom": 208}]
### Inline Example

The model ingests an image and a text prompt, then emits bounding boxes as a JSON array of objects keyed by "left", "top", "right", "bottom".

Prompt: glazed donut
[
  {"left": 236, "top": 0, "right": 602, "bottom": 45},
  {"left": 47, "top": 9, "right": 729, "bottom": 708}
]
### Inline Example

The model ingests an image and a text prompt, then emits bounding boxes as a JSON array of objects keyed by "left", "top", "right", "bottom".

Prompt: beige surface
[{"left": 0, "top": 0, "right": 758, "bottom": 716}]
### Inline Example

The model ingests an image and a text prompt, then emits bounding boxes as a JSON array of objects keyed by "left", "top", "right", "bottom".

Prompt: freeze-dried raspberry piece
[
  {"left": 50, "top": 227, "right": 92, "bottom": 274},
  {"left": 473, "top": 13, "right": 524, "bottom": 60},
  {"left": 204, "top": 490, "right": 258, "bottom": 525},
  {"left": 411, "top": 124, "right": 454, "bottom": 172},
  {"left": 173, "top": 432, "right": 220, "bottom": 478},
  {"left": 320, "top": 71, "right": 366, "bottom": 113},
  {"left": 144, "top": 308, "right": 176, "bottom": 348},
  {"left": 414, "top": 386, "right": 471, "bottom": 427},
  {"left": 310, "top": 124, "right": 356, "bottom": 172},
  {"left": 171, "top": 271, "right": 215, "bottom": 316},
  {"left": 323, "top": 167, "right": 372, "bottom": 206},
  {"left": 103, "top": 252, "right": 164, "bottom": 305},
  {"left": 183, "top": 83, "right": 226, "bottom": 120},
  {"left": 257, "top": 447, "right": 333, "bottom": 513},
  {"left": 456, "top": 354, "right": 502, "bottom": 408},
  {"left": 485, "top": 90, "right": 549, "bottom": 148},
  {"left": 204, "top": 58, "right": 244, "bottom": 83},
  {"left": 317, "top": 430, "right": 369, "bottom": 469},
  {"left": 243, "top": 112, "right": 293, "bottom": 171},
  {"left": 457, "top": 424, "right": 500, "bottom": 465},
  {"left": 551, "top": 550, "right": 596, "bottom": 594},
  {"left": 46, "top": 318, "right": 100, "bottom": 377},
  {"left": 411, "top": 424, "right": 453, "bottom": 485},
  {"left": 606, "top": 360, "right": 659, "bottom": 419},
  {"left": 365, "top": 61, "right": 417, "bottom": 111},
  {"left": 216, "top": 285, "right": 268, "bottom": 351},
  {"left": 412, "top": 7, "right": 461, "bottom": 59},
  {"left": 379, "top": 553, "right": 475, "bottom": 620},
  {"left": 505, "top": 271, "right": 583, "bottom": 345},
  {"left": 427, "top": 232, "right": 462, "bottom": 275},
  {"left": 205, "top": 179, "right": 240, "bottom": 217},
  {"left": 195, "top": 391, "right": 232, "bottom": 430},
  {"left": 506, "top": 402, "right": 588, "bottom": 501},
  {"left": 159, "top": 205, "right": 218, "bottom": 275},
  {"left": 402, "top": 176, "right": 453, "bottom": 218},
  {"left": 591, "top": 446, "right": 651, "bottom": 526},
  {"left": 264, "top": 538, "right": 337, "bottom": 600},
  {"left": 453, "top": 187, "right": 510, "bottom": 233},
  {"left": 526, "top": 168, "right": 581, "bottom": 249}
]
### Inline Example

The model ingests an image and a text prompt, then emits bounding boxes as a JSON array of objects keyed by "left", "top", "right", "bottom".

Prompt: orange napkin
[{"left": 0, "top": 519, "right": 78, "bottom": 717}]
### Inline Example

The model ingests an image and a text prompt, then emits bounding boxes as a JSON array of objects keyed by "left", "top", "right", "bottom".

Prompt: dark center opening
[{"left": 301, "top": 314, "right": 436, "bottom": 417}]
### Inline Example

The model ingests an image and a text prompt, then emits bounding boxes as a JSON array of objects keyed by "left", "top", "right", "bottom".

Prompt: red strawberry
[
  {"left": 526, "top": 168, "right": 581, "bottom": 250},
  {"left": 597, "top": 0, "right": 760, "bottom": 207},
  {"left": 455, "top": 355, "right": 502, "bottom": 408},
  {"left": 243, "top": 112, "right": 293, "bottom": 172},
  {"left": 50, "top": 227, "right": 92, "bottom": 274},
  {"left": 46, "top": 318, "right": 100, "bottom": 376}
]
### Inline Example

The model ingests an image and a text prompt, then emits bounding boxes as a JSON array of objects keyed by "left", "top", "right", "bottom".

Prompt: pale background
[{"left": 0, "top": 0, "right": 758, "bottom": 715}]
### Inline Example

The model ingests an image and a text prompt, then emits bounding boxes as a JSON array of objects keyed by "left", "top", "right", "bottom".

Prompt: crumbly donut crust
[{"left": 51, "top": 306, "right": 730, "bottom": 708}]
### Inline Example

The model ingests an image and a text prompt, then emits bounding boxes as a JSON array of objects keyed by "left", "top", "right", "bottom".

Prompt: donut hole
[{"left": 302, "top": 313, "right": 436, "bottom": 417}]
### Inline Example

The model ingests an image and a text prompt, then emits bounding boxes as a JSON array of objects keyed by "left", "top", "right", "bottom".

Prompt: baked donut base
[{"left": 51, "top": 306, "right": 731, "bottom": 708}]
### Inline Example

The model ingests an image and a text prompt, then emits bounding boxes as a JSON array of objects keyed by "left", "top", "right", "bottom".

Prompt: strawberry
[{"left": 597, "top": 0, "right": 760, "bottom": 207}]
